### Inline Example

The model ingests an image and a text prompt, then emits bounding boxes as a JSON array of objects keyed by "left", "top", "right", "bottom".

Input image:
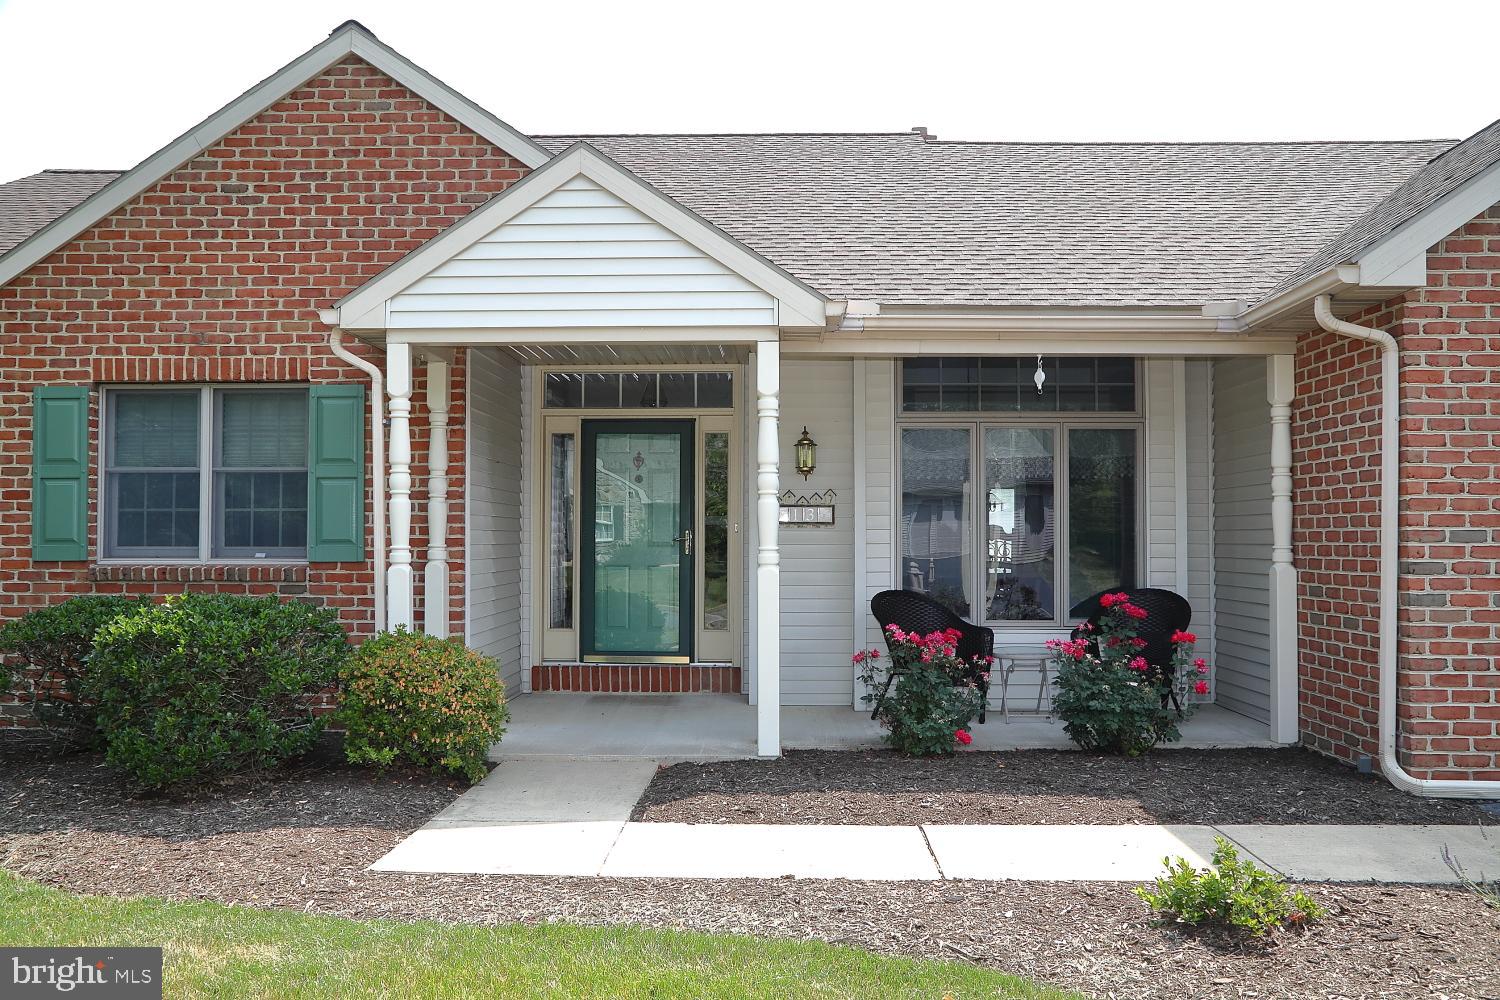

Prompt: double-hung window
[
  {"left": 103, "top": 387, "right": 310, "bottom": 560},
  {"left": 897, "top": 358, "right": 1142, "bottom": 626}
]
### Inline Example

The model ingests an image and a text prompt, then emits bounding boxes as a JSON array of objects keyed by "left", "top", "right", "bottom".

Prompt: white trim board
[{"left": 0, "top": 21, "right": 551, "bottom": 289}]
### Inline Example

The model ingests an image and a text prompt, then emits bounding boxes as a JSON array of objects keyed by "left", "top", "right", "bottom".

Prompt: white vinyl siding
[
  {"left": 1143, "top": 359, "right": 1180, "bottom": 589},
  {"left": 388, "top": 177, "right": 775, "bottom": 330},
  {"left": 776, "top": 361, "right": 856, "bottom": 704},
  {"left": 1184, "top": 361, "right": 1216, "bottom": 701},
  {"left": 466, "top": 348, "right": 525, "bottom": 692},
  {"left": 1211, "top": 357, "right": 1273, "bottom": 723},
  {"left": 858, "top": 360, "right": 898, "bottom": 702}
]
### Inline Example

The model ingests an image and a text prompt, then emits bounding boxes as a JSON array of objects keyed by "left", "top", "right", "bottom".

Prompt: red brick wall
[
  {"left": 1294, "top": 204, "right": 1500, "bottom": 780},
  {"left": 0, "top": 58, "right": 527, "bottom": 662}
]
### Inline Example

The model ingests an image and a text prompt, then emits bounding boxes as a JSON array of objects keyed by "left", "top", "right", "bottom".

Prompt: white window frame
[
  {"left": 99, "top": 384, "right": 310, "bottom": 564},
  {"left": 895, "top": 359, "right": 1146, "bottom": 630}
]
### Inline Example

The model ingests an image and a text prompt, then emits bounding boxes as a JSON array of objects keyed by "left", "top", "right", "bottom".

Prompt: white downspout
[
  {"left": 328, "top": 328, "right": 387, "bottom": 634},
  {"left": 1313, "top": 294, "right": 1499, "bottom": 798}
]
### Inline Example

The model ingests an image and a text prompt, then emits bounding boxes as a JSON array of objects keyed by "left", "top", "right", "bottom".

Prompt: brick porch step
[{"left": 530, "top": 663, "right": 741, "bottom": 694}]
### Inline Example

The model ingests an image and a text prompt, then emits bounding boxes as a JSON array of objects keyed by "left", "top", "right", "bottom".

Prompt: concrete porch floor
[{"left": 494, "top": 693, "right": 1277, "bottom": 760}]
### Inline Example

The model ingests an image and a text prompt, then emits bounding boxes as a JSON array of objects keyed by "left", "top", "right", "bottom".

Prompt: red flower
[
  {"left": 1170, "top": 630, "right": 1197, "bottom": 645},
  {"left": 1123, "top": 604, "right": 1149, "bottom": 620},
  {"left": 1128, "top": 656, "right": 1149, "bottom": 672},
  {"left": 1194, "top": 657, "right": 1208, "bottom": 675},
  {"left": 1194, "top": 679, "right": 1210, "bottom": 696},
  {"left": 1099, "top": 592, "right": 1129, "bottom": 608},
  {"left": 954, "top": 729, "right": 973, "bottom": 746},
  {"left": 1131, "top": 637, "right": 1148, "bottom": 649}
]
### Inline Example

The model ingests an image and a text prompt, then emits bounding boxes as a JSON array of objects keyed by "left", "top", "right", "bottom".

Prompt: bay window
[
  {"left": 103, "top": 386, "right": 310, "bottom": 560},
  {"left": 898, "top": 358, "right": 1141, "bottom": 626}
]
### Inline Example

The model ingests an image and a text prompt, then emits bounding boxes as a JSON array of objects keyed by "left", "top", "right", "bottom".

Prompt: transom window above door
[
  {"left": 544, "top": 371, "right": 734, "bottom": 410},
  {"left": 102, "top": 387, "right": 309, "bottom": 560},
  {"left": 902, "top": 357, "right": 1137, "bottom": 413}
]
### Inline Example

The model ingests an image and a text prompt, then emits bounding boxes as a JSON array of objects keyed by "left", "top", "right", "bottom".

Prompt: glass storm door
[{"left": 580, "top": 420, "right": 694, "bottom": 661}]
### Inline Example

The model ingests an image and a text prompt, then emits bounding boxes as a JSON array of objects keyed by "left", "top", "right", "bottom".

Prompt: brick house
[{"left": 2, "top": 21, "right": 1496, "bottom": 794}]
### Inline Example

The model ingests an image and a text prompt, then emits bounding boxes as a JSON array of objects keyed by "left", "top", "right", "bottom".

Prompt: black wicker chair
[
  {"left": 1069, "top": 587, "right": 1192, "bottom": 712},
  {"left": 869, "top": 589, "right": 995, "bottom": 724}
]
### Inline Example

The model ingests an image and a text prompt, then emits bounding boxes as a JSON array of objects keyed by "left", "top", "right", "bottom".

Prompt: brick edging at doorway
[{"left": 530, "top": 664, "right": 741, "bottom": 693}]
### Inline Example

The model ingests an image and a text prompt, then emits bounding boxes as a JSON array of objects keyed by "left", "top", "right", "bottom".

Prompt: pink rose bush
[
  {"left": 1048, "top": 594, "right": 1207, "bottom": 755},
  {"left": 855, "top": 625, "right": 988, "bottom": 756}
]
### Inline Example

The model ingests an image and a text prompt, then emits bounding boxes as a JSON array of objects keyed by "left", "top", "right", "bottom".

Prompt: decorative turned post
[
  {"left": 386, "top": 342, "right": 415, "bottom": 632},
  {"left": 755, "top": 342, "right": 782, "bottom": 758},
  {"left": 1267, "top": 353, "right": 1298, "bottom": 744},
  {"left": 423, "top": 354, "right": 451, "bottom": 637}
]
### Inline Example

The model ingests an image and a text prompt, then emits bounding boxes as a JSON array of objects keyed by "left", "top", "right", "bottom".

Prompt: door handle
[{"left": 674, "top": 529, "right": 693, "bottom": 556}]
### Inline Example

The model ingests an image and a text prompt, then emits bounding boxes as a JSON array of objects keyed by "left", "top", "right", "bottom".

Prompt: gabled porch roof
[{"left": 333, "top": 142, "right": 829, "bottom": 337}]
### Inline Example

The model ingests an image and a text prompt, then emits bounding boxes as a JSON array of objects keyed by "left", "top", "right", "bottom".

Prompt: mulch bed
[
  {"left": 632, "top": 748, "right": 1500, "bottom": 826},
  {"left": 2, "top": 753, "right": 1497, "bottom": 1000}
]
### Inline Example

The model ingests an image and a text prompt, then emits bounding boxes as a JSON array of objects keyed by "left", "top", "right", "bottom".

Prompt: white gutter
[
  {"left": 1313, "top": 294, "right": 1499, "bottom": 798},
  {"left": 328, "top": 328, "right": 387, "bottom": 634}
]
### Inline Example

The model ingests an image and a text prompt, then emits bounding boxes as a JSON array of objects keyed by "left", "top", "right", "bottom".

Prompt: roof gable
[
  {"left": 0, "top": 21, "right": 551, "bottom": 288},
  {"left": 337, "top": 142, "right": 828, "bottom": 332},
  {"left": 1263, "top": 117, "right": 1500, "bottom": 300}
]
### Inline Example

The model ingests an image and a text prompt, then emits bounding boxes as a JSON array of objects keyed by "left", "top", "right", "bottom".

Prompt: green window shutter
[
  {"left": 306, "top": 385, "right": 367, "bottom": 562},
  {"left": 31, "top": 386, "right": 91, "bottom": 561}
]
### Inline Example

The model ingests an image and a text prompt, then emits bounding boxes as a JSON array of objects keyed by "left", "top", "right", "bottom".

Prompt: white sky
[{"left": 1, "top": 0, "right": 1497, "bottom": 182}]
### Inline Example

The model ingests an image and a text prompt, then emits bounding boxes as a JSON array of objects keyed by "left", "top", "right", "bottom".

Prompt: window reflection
[
  {"left": 984, "top": 428, "right": 1055, "bottom": 621},
  {"left": 899, "top": 427, "right": 972, "bottom": 617}
]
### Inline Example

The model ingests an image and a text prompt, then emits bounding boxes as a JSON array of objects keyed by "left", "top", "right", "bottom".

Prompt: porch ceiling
[{"left": 498, "top": 343, "right": 750, "bottom": 365}]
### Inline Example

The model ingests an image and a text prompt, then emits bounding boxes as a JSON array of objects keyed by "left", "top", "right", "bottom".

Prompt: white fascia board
[
  {"left": 855, "top": 309, "right": 1224, "bottom": 335},
  {"left": 784, "top": 334, "right": 1297, "bottom": 357},
  {"left": 1356, "top": 157, "right": 1500, "bottom": 288},
  {"left": 1233, "top": 265, "right": 1358, "bottom": 332},
  {"left": 0, "top": 23, "right": 549, "bottom": 289},
  {"left": 386, "top": 326, "right": 779, "bottom": 346},
  {"left": 336, "top": 142, "right": 830, "bottom": 332}
]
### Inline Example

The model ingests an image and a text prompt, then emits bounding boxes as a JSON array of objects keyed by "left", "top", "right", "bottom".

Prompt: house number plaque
[{"left": 778, "top": 489, "right": 836, "bottom": 526}]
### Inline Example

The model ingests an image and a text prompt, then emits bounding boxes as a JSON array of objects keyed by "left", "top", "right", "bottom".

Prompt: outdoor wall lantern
[{"left": 794, "top": 426, "right": 818, "bottom": 479}]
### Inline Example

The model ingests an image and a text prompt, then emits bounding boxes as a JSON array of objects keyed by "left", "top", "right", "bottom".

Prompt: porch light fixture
[{"left": 794, "top": 426, "right": 817, "bottom": 480}]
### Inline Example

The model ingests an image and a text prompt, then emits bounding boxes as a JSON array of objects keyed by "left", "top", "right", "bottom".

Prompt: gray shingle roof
[
  {"left": 0, "top": 170, "right": 121, "bottom": 254},
  {"left": 541, "top": 133, "right": 1453, "bottom": 307},
  {"left": 0, "top": 134, "right": 1462, "bottom": 307},
  {"left": 1267, "top": 118, "right": 1500, "bottom": 298}
]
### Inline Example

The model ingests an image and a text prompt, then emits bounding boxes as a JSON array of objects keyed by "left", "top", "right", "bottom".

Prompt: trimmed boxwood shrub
[
  {"left": 0, "top": 595, "right": 151, "bottom": 747},
  {"left": 337, "top": 629, "right": 508, "bottom": 783},
  {"left": 88, "top": 594, "right": 349, "bottom": 789}
]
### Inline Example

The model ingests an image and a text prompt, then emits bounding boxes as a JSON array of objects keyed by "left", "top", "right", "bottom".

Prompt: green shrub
[
  {"left": 337, "top": 629, "right": 507, "bottom": 783},
  {"left": 88, "top": 594, "right": 348, "bottom": 789},
  {"left": 856, "top": 625, "right": 986, "bottom": 756},
  {"left": 1136, "top": 836, "right": 1325, "bottom": 937},
  {"left": 0, "top": 595, "right": 150, "bottom": 746}
]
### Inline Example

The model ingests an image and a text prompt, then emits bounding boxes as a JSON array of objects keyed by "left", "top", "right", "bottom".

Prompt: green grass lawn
[{"left": 0, "top": 871, "right": 1077, "bottom": 999}]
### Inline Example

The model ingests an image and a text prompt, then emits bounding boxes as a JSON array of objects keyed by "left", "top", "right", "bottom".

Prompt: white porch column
[
  {"left": 755, "top": 342, "right": 782, "bottom": 757},
  {"left": 386, "top": 342, "right": 415, "bottom": 631},
  {"left": 422, "top": 354, "right": 451, "bottom": 637},
  {"left": 1267, "top": 353, "right": 1299, "bottom": 744}
]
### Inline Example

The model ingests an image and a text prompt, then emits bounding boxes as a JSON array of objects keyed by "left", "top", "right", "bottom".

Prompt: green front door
[{"left": 580, "top": 420, "right": 694, "bottom": 661}]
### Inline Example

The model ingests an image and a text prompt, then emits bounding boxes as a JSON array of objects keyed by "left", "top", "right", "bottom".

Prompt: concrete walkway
[{"left": 372, "top": 758, "right": 1499, "bottom": 884}]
